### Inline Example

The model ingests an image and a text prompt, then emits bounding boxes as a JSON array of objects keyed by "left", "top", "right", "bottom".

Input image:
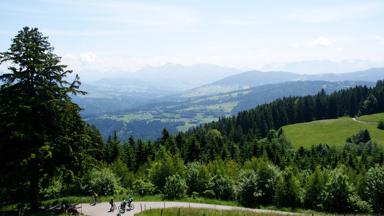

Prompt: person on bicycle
[
  {"left": 120, "top": 199, "right": 127, "bottom": 210},
  {"left": 91, "top": 191, "right": 98, "bottom": 205},
  {"left": 109, "top": 198, "right": 116, "bottom": 212},
  {"left": 127, "top": 196, "right": 133, "bottom": 208}
]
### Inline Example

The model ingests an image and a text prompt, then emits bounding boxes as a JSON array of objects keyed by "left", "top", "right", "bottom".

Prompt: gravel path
[{"left": 80, "top": 201, "right": 304, "bottom": 216}]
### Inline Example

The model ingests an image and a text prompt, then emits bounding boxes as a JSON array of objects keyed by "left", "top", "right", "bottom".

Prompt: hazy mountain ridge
[
  {"left": 74, "top": 64, "right": 241, "bottom": 116},
  {"left": 183, "top": 68, "right": 384, "bottom": 97}
]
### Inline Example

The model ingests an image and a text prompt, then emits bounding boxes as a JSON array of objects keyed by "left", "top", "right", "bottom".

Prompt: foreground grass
[
  {"left": 283, "top": 113, "right": 384, "bottom": 148},
  {"left": 136, "top": 207, "right": 291, "bottom": 216}
]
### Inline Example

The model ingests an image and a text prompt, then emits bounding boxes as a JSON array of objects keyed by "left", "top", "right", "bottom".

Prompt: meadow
[{"left": 283, "top": 113, "right": 384, "bottom": 148}]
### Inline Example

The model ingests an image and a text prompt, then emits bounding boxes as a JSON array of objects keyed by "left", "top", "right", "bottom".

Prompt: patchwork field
[{"left": 282, "top": 113, "right": 384, "bottom": 148}]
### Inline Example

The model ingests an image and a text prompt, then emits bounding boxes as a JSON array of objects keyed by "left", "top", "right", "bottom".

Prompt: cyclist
[
  {"left": 91, "top": 191, "right": 98, "bottom": 205},
  {"left": 109, "top": 198, "right": 116, "bottom": 212},
  {"left": 127, "top": 196, "right": 133, "bottom": 209}
]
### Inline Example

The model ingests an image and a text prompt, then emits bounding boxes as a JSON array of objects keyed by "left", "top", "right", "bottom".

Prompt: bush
[
  {"left": 133, "top": 179, "right": 155, "bottom": 196},
  {"left": 274, "top": 167, "right": 302, "bottom": 208},
  {"left": 209, "top": 174, "right": 234, "bottom": 200},
  {"left": 321, "top": 167, "right": 370, "bottom": 213},
  {"left": 110, "top": 160, "right": 135, "bottom": 189},
  {"left": 363, "top": 166, "right": 384, "bottom": 213},
  {"left": 237, "top": 170, "right": 258, "bottom": 207},
  {"left": 304, "top": 167, "right": 327, "bottom": 210},
  {"left": 186, "top": 162, "right": 210, "bottom": 195},
  {"left": 255, "top": 162, "right": 279, "bottom": 204},
  {"left": 163, "top": 174, "right": 187, "bottom": 199},
  {"left": 148, "top": 148, "right": 185, "bottom": 191},
  {"left": 377, "top": 121, "right": 384, "bottom": 130},
  {"left": 85, "top": 168, "right": 120, "bottom": 196},
  {"left": 321, "top": 167, "right": 352, "bottom": 212},
  {"left": 40, "top": 176, "right": 63, "bottom": 199},
  {"left": 348, "top": 194, "right": 372, "bottom": 213}
]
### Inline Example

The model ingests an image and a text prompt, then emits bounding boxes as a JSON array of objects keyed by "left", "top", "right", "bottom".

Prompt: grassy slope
[{"left": 283, "top": 113, "right": 384, "bottom": 148}]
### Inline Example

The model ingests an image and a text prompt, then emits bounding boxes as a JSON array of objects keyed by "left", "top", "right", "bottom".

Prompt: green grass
[
  {"left": 283, "top": 113, "right": 384, "bottom": 148},
  {"left": 136, "top": 207, "right": 286, "bottom": 216},
  {"left": 358, "top": 112, "right": 384, "bottom": 123}
]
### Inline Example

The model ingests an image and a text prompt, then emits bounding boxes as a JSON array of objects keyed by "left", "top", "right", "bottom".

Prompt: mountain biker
[
  {"left": 91, "top": 191, "right": 98, "bottom": 205},
  {"left": 109, "top": 198, "right": 116, "bottom": 212},
  {"left": 127, "top": 196, "right": 133, "bottom": 208},
  {"left": 120, "top": 199, "right": 127, "bottom": 210}
]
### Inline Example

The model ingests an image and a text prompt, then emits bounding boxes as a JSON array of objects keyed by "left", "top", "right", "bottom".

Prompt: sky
[{"left": 1, "top": 0, "right": 384, "bottom": 78}]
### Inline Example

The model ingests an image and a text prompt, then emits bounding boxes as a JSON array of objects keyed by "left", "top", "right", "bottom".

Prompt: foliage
[
  {"left": 320, "top": 167, "right": 370, "bottom": 213},
  {"left": 363, "top": 166, "right": 384, "bottom": 213},
  {"left": 40, "top": 175, "right": 63, "bottom": 199},
  {"left": 148, "top": 147, "right": 185, "bottom": 191},
  {"left": 378, "top": 120, "right": 384, "bottom": 130},
  {"left": 304, "top": 167, "right": 326, "bottom": 210},
  {"left": 133, "top": 179, "right": 155, "bottom": 196},
  {"left": 186, "top": 162, "right": 210, "bottom": 196},
  {"left": 208, "top": 174, "right": 235, "bottom": 200},
  {"left": 0, "top": 27, "right": 99, "bottom": 208},
  {"left": 83, "top": 168, "right": 120, "bottom": 196},
  {"left": 163, "top": 174, "right": 188, "bottom": 199},
  {"left": 237, "top": 170, "right": 259, "bottom": 207},
  {"left": 274, "top": 167, "right": 302, "bottom": 208}
]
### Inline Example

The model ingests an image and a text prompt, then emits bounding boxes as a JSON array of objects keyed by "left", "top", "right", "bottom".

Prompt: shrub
[
  {"left": 186, "top": 162, "right": 210, "bottom": 195},
  {"left": 237, "top": 170, "right": 258, "bottom": 207},
  {"left": 40, "top": 176, "right": 63, "bottom": 199},
  {"left": 148, "top": 148, "right": 185, "bottom": 191},
  {"left": 348, "top": 194, "right": 372, "bottom": 213},
  {"left": 133, "top": 179, "right": 155, "bottom": 196},
  {"left": 163, "top": 174, "right": 187, "bottom": 199},
  {"left": 274, "top": 167, "right": 302, "bottom": 208},
  {"left": 255, "top": 162, "right": 279, "bottom": 204},
  {"left": 321, "top": 167, "right": 371, "bottom": 213},
  {"left": 304, "top": 167, "right": 327, "bottom": 210},
  {"left": 110, "top": 160, "right": 135, "bottom": 188},
  {"left": 363, "top": 166, "right": 384, "bottom": 213},
  {"left": 321, "top": 167, "right": 353, "bottom": 212},
  {"left": 377, "top": 121, "right": 384, "bottom": 130},
  {"left": 85, "top": 168, "right": 120, "bottom": 196},
  {"left": 209, "top": 174, "right": 234, "bottom": 200}
]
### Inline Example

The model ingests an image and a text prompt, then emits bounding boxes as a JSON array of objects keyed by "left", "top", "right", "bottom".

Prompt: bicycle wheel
[{"left": 129, "top": 203, "right": 135, "bottom": 210}]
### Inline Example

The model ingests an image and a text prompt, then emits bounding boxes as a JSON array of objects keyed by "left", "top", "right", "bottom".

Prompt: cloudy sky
[{"left": 1, "top": 0, "right": 384, "bottom": 77}]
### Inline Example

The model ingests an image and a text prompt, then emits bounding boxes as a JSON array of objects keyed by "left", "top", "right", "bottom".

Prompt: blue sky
[{"left": 1, "top": 0, "right": 384, "bottom": 77}]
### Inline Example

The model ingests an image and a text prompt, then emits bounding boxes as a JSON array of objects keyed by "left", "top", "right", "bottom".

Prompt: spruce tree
[{"left": 0, "top": 27, "right": 93, "bottom": 208}]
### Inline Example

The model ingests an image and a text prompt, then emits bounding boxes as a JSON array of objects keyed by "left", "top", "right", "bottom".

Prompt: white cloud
[
  {"left": 79, "top": 52, "right": 97, "bottom": 64},
  {"left": 308, "top": 37, "right": 333, "bottom": 47}
]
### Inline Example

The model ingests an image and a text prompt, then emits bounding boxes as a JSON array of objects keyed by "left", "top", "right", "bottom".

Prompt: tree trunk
[{"left": 29, "top": 173, "right": 39, "bottom": 210}]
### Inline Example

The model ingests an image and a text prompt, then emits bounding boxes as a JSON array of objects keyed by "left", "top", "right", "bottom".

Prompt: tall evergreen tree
[{"left": 0, "top": 27, "right": 93, "bottom": 208}]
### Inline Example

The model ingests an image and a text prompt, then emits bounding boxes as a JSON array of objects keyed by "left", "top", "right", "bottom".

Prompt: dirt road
[{"left": 80, "top": 201, "right": 303, "bottom": 216}]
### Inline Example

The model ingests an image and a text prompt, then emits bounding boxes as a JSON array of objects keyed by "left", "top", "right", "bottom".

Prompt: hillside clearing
[{"left": 282, "top": 113, "right": 384, "bottom": 148}]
